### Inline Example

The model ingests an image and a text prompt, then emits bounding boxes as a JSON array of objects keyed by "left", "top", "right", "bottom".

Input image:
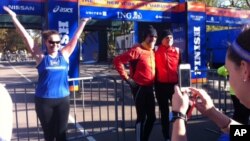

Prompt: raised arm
[
  {"left": 62, "top": 18, "right": 91, "bottom": 58},
  {"left": 3, "top": 6, "right": 43, "bottom": 62}
]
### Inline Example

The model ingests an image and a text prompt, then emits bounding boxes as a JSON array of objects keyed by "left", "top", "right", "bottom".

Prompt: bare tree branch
[{"left": 246, "top": 0, "right": 250, "bottom": 8}]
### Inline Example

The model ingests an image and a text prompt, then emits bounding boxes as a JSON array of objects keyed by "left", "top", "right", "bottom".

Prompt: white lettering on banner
[
  {"left": 117, "top": 11, "right": 142, "bottom": 20},
  {"left": 190, "top": 15, "right": 204, "bottom": 21},
  {"left": 53, "top": 5, "right": 73, "bottom": 13},
  {"left": 8, "top": 5, "right": 35, "bottom": 11},
  {"left": 155, "top": 15, "right": 170, "bottom": 19},
  {"left": 193, "top": 26, "right": 201, "bottom": 75},
  {"left": 58, "top": 21, "right": 70, "bottom": 47},
  {"left": 107, "top": 1, "right": 120, "bottom": 5},
  {"left": 86, "top": 11, "right": 107, "bottom": 16},
  {"left": 84, "top": 0, "right": 103, "bottom": 3}
]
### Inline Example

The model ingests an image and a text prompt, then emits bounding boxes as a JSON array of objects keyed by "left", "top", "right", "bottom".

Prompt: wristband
[{"left": 171, "top": 111, "right": 187, "bottom": 123}]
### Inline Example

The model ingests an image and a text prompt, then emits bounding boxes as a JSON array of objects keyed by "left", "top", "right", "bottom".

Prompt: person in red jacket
[
  {"left": 155, "top": 29, "right": 181, "bottom": 141},
  {"left": 113, "top": 25, "right": 157, "bottom": 141}
]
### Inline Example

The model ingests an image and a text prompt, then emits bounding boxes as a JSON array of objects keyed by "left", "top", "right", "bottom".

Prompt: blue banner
[
  {"left": 206, "top": 15, "right": 250, "bottom": 26},
  {"left": 172, "top": 23, "right": 186, "bottom": 61},
  {"left": 80, "top": 6, "right": 184, "bottom": 22},
  {"left": 47, "top": 0, "right": 79, "bottom": 91},
  {"left": 206, "top": 7, "right": 250, "bottom": 27},
  {"left": 79, "top": 1, "right": 186, "bottom": 23},
  {"left": 187, "top": 11, "right": 207, "bottom": 80},
  {"left": 1, "top": 0, "right": 45, "bottom": 16}
]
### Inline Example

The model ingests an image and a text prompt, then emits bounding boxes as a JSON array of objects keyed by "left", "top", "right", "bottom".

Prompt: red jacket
[
  {"left": 113, "top": 44, "right": 155, "bottom": 86},
  {"left": 155, "top": 45, "right": 180, "bottom": 83}
]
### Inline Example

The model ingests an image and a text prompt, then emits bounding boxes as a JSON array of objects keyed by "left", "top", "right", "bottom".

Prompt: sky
[{"left": 219, "top": 0, "right": 231, "bottom": 7}]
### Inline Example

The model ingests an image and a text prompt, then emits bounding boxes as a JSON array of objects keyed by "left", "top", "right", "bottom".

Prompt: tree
[
  {"left": 189, "top": 0, "right": 250, "bottom": 9},
  {"left": 0, "top": 29, "right": 8, "bottom": 52},
  {"left": 0, "top": 28, "right": 41, "bottom": 53}
]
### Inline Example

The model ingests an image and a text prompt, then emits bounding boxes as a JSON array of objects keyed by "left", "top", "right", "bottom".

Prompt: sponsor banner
[
  {"left": 1, "top": 0, "right": 45, "bottom": 16},
  {"left": 48, "top": 0, "right": 78, "bottom": 39},
  {"left": 48, "top": 0, "right": 79, "bottom": 90},
  {"left": 80, "top": 0, "right": 183, "bottom": 12},
  {"left": 207, "top": 15, "right": 250, "bottom": 26},
  {"left": 187, "top": 11, "right": 207, "bottom": 80},
  {"left": 206, "top": 7, "right": 250, "bottom": 26},
  {"left": 79, "top": 1, "right": 186, "bottom": 22},
  {"left": 80, "top": 6, "right": 170, "bottom": 22},
  {"left": 206, "top": 7, "right": 250, "bottom": 19},
  {"left": 80, "top": 5, "right": 185, "bottom": 22}
]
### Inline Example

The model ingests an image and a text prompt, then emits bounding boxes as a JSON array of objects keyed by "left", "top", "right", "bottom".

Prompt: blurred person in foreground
[
  {"left": 3, "top": 6, "right": 91, "bottom": 141},
  {"left": 217, "top": 65, "right": 250, "bottom": 125},
  {"left": 0, "top": 84, "right": 13, "bottom": 141},
  {"left": 113, "top": 25, "right": 157, "bottom": 141},
  {"left": 171, "top": 28, "right": 250, "bottom": 141}
]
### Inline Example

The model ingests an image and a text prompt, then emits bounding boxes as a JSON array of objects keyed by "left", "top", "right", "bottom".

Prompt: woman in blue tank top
[{"left": 4, "top": 6, "right": 91, "bottom": 141}]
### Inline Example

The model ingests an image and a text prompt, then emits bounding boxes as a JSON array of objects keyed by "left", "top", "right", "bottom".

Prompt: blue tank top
[{"left": 35, "top": 52, "right": 69, "bottom": 98}]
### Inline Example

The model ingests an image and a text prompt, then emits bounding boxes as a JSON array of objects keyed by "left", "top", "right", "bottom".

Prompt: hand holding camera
[
  {"left": 172, "top": 86, "right": 197, "bottom": 121},
  {"left": 172, "top": 63, "right": 196, "bottom": 120},
  {"left": 172, "top": 85, "right": 190, "bottom": 115}
]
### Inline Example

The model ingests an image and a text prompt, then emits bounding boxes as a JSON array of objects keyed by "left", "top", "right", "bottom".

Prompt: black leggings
[
  {"left": 155, "top": 82, "right": 176, "bottom": 140},
  {"left": 231, "top": 95, "right": 250, "bottom": 124},
  {"left": 131, "top": 85, "right": 156, "bottom": 141},
  {"left": 35, "top": 96, "right": 70, "bottom": 141}
]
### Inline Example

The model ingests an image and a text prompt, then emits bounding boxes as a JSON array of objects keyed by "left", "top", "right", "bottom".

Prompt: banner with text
[
  {"left": 187, "top": 2, "right": 207, "bottom": 82},
  {"left": 206, "top": 7, "right": 250, "bottom": 26},
  {"left": 1, "top": 0, "right": 45, "bottom": 16},
  {"left": 79, "top": 0, "right": 185, "bottom": 22},
  {"left": 48, "top": 0, "right": 79, "bottom": 91}
]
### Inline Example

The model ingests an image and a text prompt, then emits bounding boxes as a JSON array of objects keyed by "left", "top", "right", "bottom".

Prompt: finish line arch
[{"left": 1, "top": 0, "right": 250, "bottom": 89}]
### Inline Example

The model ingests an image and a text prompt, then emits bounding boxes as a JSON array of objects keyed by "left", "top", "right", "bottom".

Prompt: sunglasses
[{"left": 48, "top": 40, "right": 60, "bottom": 45}]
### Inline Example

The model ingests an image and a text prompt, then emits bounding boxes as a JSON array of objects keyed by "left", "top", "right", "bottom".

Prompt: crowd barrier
[{"left": 5, "top": 69, "right": 233, "bottom": 141}]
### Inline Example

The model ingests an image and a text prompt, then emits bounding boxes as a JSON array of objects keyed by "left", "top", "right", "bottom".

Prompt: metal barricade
[
  {"left": 118, "top": 69, "right": 234, "bottom": 139},
  {"left": 67, "top": 76, "right": 119, "bottom": 141},
  {"left": 6, "top": 82, "right": 41, "bottom": 141},
  {"left": 6, "top": 76, "right": 119, "bottom": 141},
  {"left": 5, "top": 70, "right": 233, "bottom": 141}
]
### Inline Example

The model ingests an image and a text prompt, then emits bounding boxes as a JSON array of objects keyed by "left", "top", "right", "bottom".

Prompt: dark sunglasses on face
[{"left": 48, "top": 40, "right": 60, "bottom": 45}]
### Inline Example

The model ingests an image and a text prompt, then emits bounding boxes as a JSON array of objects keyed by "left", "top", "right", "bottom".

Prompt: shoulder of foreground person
[{"left": 0, "top": 84, "right": 13, "bottom": 141}]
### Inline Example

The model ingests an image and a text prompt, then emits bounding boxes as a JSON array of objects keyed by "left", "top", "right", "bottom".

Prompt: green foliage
[
  {"left": 0, "top": 29, "right": 8, "bottom": 52},
  {"left": 107, "top": 21, "right": 134, "bottom": 60},
  {"left": 0, "top": 29, "right": 42, "bottom": 53},
  {"left": 194, "top": 0, "right": 218, "bottom": 7},
  {"left": 189, "top": 0, "right": 250, "bottom": 9}
]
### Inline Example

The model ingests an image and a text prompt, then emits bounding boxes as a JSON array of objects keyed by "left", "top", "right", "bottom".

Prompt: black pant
[
  {"left": 231, "top": 95, "right": 250, "bottom": 124},
  {"left": 131, "top": 85, "right": 156, "bottom": 141},
  {"left": 155, "top": 82, "right": 176, "bottom": 140},
  {"left": 35, "top": 96, "right": 70, "bottom": 141}
]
